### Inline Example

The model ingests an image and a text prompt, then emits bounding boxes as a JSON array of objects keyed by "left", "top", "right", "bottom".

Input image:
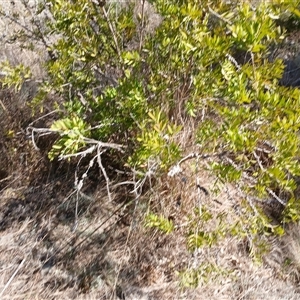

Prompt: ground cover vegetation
[{"left": 2, "top": 0, "right": 300, "bottom": 298}]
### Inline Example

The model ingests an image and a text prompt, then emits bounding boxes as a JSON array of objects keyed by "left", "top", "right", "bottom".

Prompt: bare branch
[
  {"left": 97, "top": 144, "right": 112, "bottom": 202},
  {"left": 267, "top": 188, "right": 287, "bottom": 206},
  {"left": 253, "top": 150, "right": 265, "bottom": 171},
  {"left": 168, "top": 151, "right": 225, "bottom": 177}
]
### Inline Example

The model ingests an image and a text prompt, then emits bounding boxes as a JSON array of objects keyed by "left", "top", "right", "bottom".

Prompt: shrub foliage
[{"left": 2, "top": 0, "right": 300, "bottom": 276}]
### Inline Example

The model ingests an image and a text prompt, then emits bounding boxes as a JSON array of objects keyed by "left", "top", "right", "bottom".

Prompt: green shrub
[{"left": 3, "top": 0, "right": 300, "bottom": 281}]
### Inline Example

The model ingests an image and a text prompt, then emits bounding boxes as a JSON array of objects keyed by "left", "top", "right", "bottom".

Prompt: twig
[
  {"left": 0, "top": 99, "right": 7, "bottom": 112},
  {"left": 72, "top": 155, "right": 91, "bottom": 232},
  {"left": 132, "top": 160, "right": 157, "bottom": 197},
  {"left": 223, "top": 155, "right": 257, "bottom": 185},
  {"left": 255, "top": 146, "right": 273, "bottom": 154},
  {"left": 60, "top": 145, "right": 97, "bottom": 159},
  {"left": 208, "top": 6, "right": 232, "bottom": 25},
  {"left": 168, "top": 151, "right": 226, "bottom": 177},
  {"left": 0, "top": 175, "right": 22, "bottom": 193},
  {"left": 139, "top": 0, "right": 146, "bottom": 52},
  {"left": 97, "top": 144, "right": 112, "bottom": 202},
  {"left": 221, "top": 151, "right": 287, "bottom": 207},
  {"left": 0, "top": 175, "right": 12, "bottom": 184},
  {"left": 226, "top": 53, "right": 241, "bottom": 71},
  {"left": 112, "top": 181, "right": 135, "bottom": 188},
  {"left": 253, "top": 150, "right": 265, "bottom": 171},
  {"left": 27, "top": 127, "right": 55, "bottom": 150},
  {"left": 267, "top": 188, "right": 286, "bottom": 206},
  {"left": 101, "top": 5, "right": 121, "bottom": 60},
  {"left": 27, "top": 110, "right": 58, "bottom": 128},
  {"left": 27, "top": 126, "right": 125, "bottom": 153},
  {"left": 236, "top": 184, "right": 260, "bottom": 216},
  {"left": 0, "top": 257, "right": 26, "bottom": 297}
]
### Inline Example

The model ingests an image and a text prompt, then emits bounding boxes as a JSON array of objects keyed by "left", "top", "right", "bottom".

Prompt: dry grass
[
  {"left": 1, "top": 1, "right": 300, "bottom": 300},
  {"left": 1, "top": 153, "right": 300, "bottom": 299}
]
